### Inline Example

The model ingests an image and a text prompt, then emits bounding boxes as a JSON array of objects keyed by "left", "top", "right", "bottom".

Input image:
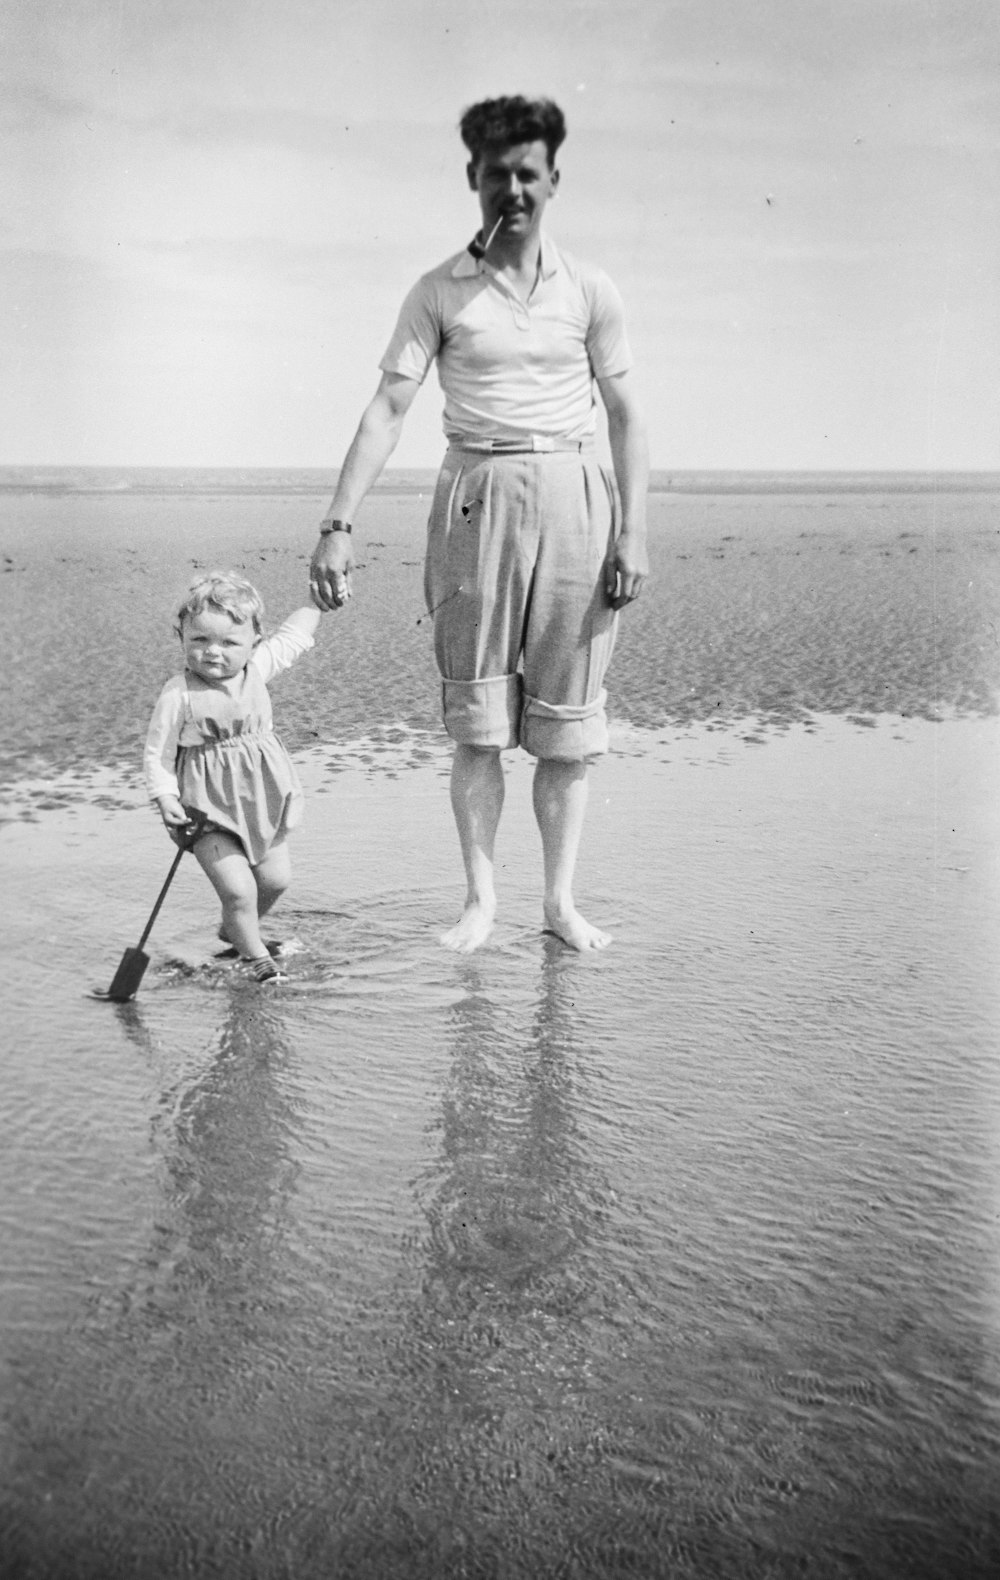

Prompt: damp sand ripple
[{"left": 2, "top": 485, "right": 998, "bottom": 795}]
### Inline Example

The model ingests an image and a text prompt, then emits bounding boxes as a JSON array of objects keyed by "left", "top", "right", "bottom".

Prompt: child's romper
[{"left": 144, "top": 619, "right": 314, "bottom": 865}]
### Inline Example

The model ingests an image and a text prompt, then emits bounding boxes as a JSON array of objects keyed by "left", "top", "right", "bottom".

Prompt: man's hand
[
  {"left": 596, "top": 369, "right": 649, "bottom": 610},
  {"left": 310, "top": 531, "right": 354, "bottom": 611},
  {"left": 307, "top": 372, "right": 420, "bottom": 611},
  {"left": 605, "top": 527, "right": 649, "bottom": 609}
]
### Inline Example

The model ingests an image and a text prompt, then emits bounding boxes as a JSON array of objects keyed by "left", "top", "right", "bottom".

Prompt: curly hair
[
  {"left": 174, "top": 571, "right": 265, "bottom": 637},
  {"left": 459, "top": 96, "right": 566, "bottom": 167}
]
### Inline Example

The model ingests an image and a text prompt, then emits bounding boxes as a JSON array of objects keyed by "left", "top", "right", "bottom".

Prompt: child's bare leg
[
  {"left": 195, "top": 831, "right": 268, "bottom": 961},
  {"left": 252, "top": 839, "right": 291, "bottom": 922}
]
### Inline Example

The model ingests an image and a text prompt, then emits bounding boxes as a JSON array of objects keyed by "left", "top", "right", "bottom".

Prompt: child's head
[
  {"left": 176, "top": 571, "right": 265, "bottom": 638},
  {"left": 175, "top": 571, "right": 264, "bottom": 682}
]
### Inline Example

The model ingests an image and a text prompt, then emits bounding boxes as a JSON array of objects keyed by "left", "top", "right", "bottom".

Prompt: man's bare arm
[
  {"left": 310, "top": 371, "right": 422, "bottom": 610},
  {"left": 597, "top": 369, "right": 650, "bottom": 609}
]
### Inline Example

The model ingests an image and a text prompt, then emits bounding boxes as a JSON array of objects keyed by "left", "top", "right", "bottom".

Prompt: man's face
[{"left": 467, "top": 139, "right": 559, "bottom": 244}]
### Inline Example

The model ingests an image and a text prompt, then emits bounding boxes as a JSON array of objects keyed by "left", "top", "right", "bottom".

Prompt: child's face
[{"left": 181, "top": 608, "right": 257, "bottom": 681}]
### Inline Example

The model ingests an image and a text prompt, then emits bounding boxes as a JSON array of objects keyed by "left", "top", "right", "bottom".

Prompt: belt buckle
[{"left": 531, "top": 435, "right": 555, "bottom": 452}]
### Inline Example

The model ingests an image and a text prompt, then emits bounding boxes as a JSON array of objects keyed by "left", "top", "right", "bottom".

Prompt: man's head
[
  {"left": 460, "top": 97, "right": 566, "bottom": 249},
  {"left": 459, "top": 96, "right": 566, "bottom": 170}
]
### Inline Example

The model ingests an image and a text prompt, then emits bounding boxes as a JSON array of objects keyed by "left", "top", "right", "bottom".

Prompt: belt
[{"left": 451, "top": 435, "right": 590, "bottom": 455}]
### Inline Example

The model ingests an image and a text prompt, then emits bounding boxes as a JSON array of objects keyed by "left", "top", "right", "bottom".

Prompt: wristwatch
[{"left": 319, "top": 518, "right": 352, "bottom": 535}]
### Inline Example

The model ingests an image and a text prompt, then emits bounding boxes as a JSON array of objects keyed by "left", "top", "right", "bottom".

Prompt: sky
[{"left": 2, "top": 0, "right": 998, "bottom": 470}]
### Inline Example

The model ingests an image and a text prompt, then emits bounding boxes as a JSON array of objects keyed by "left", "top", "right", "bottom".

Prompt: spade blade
[{"left": 100, "top": 946, "right": 150, "bottom": 1002}]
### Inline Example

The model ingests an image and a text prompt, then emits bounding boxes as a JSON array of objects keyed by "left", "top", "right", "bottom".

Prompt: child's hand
[
  {"left": 157, "top": 795, "right": 189, "bottom": 829},
  {"left": 157, "top": 797, "right": 208, "bottom": 850}
]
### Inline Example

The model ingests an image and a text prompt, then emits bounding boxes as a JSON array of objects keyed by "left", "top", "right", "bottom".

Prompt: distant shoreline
[{"left": 1, "top": 466, "right": 998, "bottom": 498}]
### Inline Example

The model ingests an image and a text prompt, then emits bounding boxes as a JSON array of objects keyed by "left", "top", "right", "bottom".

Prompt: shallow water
[{"left": 1, "top": 478, "right": 999, "bottom": 1576}]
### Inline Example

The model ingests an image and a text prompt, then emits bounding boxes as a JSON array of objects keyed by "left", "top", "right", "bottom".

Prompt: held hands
[
  {"left": 310, "top": 532, "right": 354, "bottom": 611},
  {"left": 605, "top": 528, "right": 649, "bottom": 610}
]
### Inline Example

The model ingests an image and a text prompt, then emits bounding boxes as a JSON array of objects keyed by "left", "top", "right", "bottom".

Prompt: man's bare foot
[
  {"left": 441, "top": 899, "right": 496, "bottom": 953},
  {"left": 543, "top": 900, "right": 611, "bottom": 952}
]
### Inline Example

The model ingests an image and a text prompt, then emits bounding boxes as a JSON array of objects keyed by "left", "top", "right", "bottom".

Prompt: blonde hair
[{"left": 175, "top": 571, "right": 265, "bottom": 637}]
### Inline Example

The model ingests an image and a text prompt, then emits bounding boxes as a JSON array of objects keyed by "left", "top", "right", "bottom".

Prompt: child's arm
[
  {"left": 282, "top": 606, "right": 323, "bottom": 641},
  {"left": 143, "top": 679, "right": 189, "bottom": 831},
  {"left": 252, "top": 606, "right": 323, "bottom": 683}
]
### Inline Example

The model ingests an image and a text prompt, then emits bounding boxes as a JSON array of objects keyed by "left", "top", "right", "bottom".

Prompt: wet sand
[
  {"left": 2, "top": 479, "right": 998, "bottom": 796},
  {"left": 1, "top": 477, "right": 999, "bottom": 1577}
]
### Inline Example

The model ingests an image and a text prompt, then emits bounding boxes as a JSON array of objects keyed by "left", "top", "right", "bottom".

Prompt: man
[{"left": 310, "top": 95, "right": 648, "bottom": 953}]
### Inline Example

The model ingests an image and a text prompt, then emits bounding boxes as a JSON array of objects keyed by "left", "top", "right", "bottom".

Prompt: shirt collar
[{"left": 453, "top": 231, "right": 560, "bottom": 280}]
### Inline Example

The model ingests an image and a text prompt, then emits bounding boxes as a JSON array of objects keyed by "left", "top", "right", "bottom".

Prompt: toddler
[{"left": 144, "top": 571, "right": 324, "bottom": 982}]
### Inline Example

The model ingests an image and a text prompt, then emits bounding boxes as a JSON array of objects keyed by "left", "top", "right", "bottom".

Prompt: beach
[{"left": 1, "top": 472, "right": 999, "bottom": 1577}]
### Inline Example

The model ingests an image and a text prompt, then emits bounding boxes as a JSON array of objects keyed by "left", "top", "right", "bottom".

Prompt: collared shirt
[{"left": 378, "top": 233, "right": 633, "bottom": 445}]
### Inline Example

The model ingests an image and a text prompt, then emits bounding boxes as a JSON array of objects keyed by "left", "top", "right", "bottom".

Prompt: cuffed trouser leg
[
  {"left": 441, "top": 674, "right": 522, "bottom": 751},
  {"left": 518, "top": 453, "right": 617, "bottom": 759},
  {"left": 424, "top": 447, "right": 619, "bottom": 758},
  {"left": 520, "top": 688, "right": 610, "bottom": 760}
]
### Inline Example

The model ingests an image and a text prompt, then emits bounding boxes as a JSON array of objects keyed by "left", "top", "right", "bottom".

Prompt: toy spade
[{"left": 93, "top": 813, "right": 206, "bottom": 1001}]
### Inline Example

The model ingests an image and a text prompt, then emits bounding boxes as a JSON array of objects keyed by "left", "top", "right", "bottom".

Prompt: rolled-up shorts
[{"left": 424, "top": 444, "right": 620, "bottom": 760}]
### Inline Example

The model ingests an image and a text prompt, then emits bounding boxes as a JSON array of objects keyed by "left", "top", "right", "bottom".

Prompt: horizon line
[{"left": 2, "top": 464, "right": 999, "bottom": 477}]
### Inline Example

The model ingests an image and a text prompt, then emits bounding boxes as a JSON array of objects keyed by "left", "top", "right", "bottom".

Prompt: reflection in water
[
  {"left": 5, "top": 931, "right": 996, "bottom": 1575},
  {"left": 418, "top": 951, "right": 601, "bottom": 1325},
  {"left": 86, "top": 984, "right": 302, "bottom": 1357},
  {"left": 114, "top": 982, "right": 307, "bottom": 1477},
  {"left": 139, "top": 986, "right": 301, "bottom": 1346},
  {"left": 354, "top": 950, "right": 627, "bottom": 1572},
  {"left": 2, "top": 983, "right": 309, "bottom": 1578}
]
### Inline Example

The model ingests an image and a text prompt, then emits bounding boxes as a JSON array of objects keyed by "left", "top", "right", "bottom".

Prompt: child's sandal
[
  {"left": 246, "top": 955, "right": 286, "bottom": 983},
  {"left": 219, "top": 927, "right": 284, "bottom": 960}
]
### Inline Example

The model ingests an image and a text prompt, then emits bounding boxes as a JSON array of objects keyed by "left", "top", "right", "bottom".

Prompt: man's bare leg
[
  {"left": 441, "top": 744, "right": 504, "bottom": 952},
  {"left": 534, "top": 757, "right": 611, "bottom": 951}
]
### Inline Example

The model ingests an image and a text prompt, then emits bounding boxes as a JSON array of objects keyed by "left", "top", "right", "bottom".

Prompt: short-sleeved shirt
[{"left": 378, "top": 233, "right": 632, "bottom": 445}]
